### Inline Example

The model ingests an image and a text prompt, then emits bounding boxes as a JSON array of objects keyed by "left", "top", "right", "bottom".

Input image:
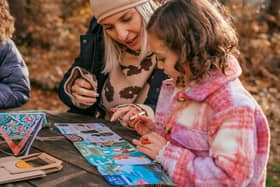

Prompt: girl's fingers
[
  {"left": 132, "top": 138, "right": 141, "bottom": 145},
  {"left": 110, "top": 106, "right": 138, "bottom": 122},
  {"left": 136, "top": 143, "right": 157, "bottom": 159},
  {"left": 110, "top": 107, "right": 129, "bottom": 121}
]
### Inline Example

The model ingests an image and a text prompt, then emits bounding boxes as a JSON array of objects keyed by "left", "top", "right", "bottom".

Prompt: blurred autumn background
[{"left": 7, "top": 0, "right": 280, "bottom": 185}]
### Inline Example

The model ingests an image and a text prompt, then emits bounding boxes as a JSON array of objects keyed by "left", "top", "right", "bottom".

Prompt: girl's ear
[{"left": 182, "top": 62, "right": 192, "bottom": 79}]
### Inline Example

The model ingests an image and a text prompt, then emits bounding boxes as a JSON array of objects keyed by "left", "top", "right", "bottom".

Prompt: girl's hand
[
  {"left": 132, "top": 132, "right": 167, "bottom": 159},
  {"left": 71, "top": 78, "right": 99, "bottom": 105},
  {"left": 130, "top": 115, "right": 154, "bottom": 135},
  {"left": 110, "top": 105, "right": 144, "bottom": 128}
]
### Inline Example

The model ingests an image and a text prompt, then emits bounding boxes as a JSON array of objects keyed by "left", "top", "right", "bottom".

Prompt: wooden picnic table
[{"left": 1, "top": 112, "right": 145, "bottom": 187}]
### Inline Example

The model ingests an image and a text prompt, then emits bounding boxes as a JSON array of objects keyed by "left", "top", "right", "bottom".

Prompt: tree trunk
[
  {"left": 268, "top": 0, "right": 280, "bottom": 18},
  {"left": 7, "top": 0, "right": 27, "bottom": 41}
]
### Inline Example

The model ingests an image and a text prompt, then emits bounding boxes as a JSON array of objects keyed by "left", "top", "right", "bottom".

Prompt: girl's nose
[{"left": 157, "top": 61, "right": 164, "bottom": 69}]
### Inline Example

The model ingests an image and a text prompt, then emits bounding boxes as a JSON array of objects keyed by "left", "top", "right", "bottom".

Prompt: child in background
[
  {"left": 0, "top": 0, "right": 30, "bottom": 109},
  {"left": 132, "top": 0, "right": 270, "bottom": 186}
]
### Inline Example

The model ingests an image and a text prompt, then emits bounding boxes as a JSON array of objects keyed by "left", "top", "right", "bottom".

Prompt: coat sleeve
[
  {"left": 57, "top": 17, "right": 105, "bottom": 116},
  {"left": 157, "top": 106, "right": 265, "bottom": 186},
  {"left": 144, "top": 68, "right": 167, "bottom": 111},
  {"left": 0, "top": 39, "right": 30, "bottom": 109},
  {"left": 57, "top": 56, "right": 102, "bottom": 115}
]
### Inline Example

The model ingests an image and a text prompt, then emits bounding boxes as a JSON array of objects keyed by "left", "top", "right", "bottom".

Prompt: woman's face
[
  {"left": 148, "top": 32, "right": 182, "bottom": 81},
  {"left": 100, "top": 8, "right": 142, "bottom": 51}
]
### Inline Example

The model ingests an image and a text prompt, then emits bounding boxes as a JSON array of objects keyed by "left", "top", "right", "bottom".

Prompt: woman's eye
[{"left": 122, "top": 16, "right": 132, "bottom": 22}]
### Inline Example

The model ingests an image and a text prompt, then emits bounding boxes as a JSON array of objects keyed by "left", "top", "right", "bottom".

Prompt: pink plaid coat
[{"left": 155, "top": 56, "right": 270, "bottom": 187}]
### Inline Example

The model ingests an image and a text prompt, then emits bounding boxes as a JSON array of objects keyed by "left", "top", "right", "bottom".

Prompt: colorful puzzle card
[
  {"left": 55, "top": 123, "right": 123, "bottom": 143},
  {"left": 97, "top": 164, "right": 174, "bottom": 186},
  {"left": 0, "top": 111, "right": 47, "bottom": 155},
  {"left": 74, "top": 141, "right": 136, "bottom": 157},
  {"left": 85, "top": 151, "right": 152, "bottom": 166}
]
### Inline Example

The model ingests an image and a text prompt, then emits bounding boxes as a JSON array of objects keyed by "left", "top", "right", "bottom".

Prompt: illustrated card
[
  {"left": 97, "top": 164, "right": 175, "bottom": 186},
  {"left": 74, "top": 141, "right": 136, "bottom": 157},
  {"left": 0, "top": 112, "right": 46, "bottom": 139},
  {"left": 0, "top": 111, "right": 47, "bottom": 155},
  {"left": 85, "top": 151, "right": 152, "bottom": 166},
  {"left": 55, "top": 123, "right": 123, "bottom": 143}
]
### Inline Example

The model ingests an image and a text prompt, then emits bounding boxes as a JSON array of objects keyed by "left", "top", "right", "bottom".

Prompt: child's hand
[
  {"left": 132, "top": 132, "right": 167, "bottom": 159},
  {"left": 110, "top": 105, "right": 140, "bottom": 127},
  {"left": 130, "top": 115, "right": 154, "bottom": 135}
]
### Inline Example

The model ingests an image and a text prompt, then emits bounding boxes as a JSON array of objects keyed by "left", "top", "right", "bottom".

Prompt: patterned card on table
[
  {"left": 97, "top": 164, "right": 175, "bottom": 186},
  {"left": 85, "top": 151, "right": 152, "bottom": 166},
  {"left": 55, "top": 123, "right": 124, "bottom": 143},
  {"left": 74, "top": 141, "right": 136, "bottom": 157},
  {"left": 0, "top": 111, "right": 47, "bottom": 155}
]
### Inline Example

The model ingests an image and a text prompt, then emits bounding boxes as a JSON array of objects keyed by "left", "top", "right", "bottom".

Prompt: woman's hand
[
  {"left": 132, "top": 132, "right": 167, "bottom": 159},
  {"left": 71, "top": 78, "right": 99, "bottom": 105}
]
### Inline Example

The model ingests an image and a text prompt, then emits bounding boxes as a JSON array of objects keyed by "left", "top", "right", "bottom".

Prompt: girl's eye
[
  {"left": 156, "top": 56, "right": 166, "bottom": 63},
  {"left": 104, "top": 26, "right": 114, "bottom": 31}
]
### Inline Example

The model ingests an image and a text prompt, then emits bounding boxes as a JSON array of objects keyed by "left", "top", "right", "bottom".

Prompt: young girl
[
  {"left": 0, "top": 0, "right": 30, "bottom": 109},
  {"left": 132, "top": 0, "right": 270, "bottom": 186}
]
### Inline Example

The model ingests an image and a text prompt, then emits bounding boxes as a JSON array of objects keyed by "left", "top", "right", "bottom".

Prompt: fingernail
[{"left": 141, "top": 139, "right": 151, "bottom": 144}]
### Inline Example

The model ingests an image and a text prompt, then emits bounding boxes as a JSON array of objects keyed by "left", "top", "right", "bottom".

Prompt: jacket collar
[
  {"left": 162, "top": 56, "right": 242, "bottom": 102},
  {"left": 185, "top": 55, "right": 242, "bottom": 101}
]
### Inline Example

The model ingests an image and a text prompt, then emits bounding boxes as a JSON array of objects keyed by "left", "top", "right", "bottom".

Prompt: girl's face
[
  {"left": 148, "top": 32, "right": 182, "bottom": 81},
  {"left": 100, "top": 8, "right": 142, "bottom": 51}
]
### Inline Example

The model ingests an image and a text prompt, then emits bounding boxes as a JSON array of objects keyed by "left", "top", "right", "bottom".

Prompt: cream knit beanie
[{"left": 90, "top": 0, "right": 149, "bottom": 22}]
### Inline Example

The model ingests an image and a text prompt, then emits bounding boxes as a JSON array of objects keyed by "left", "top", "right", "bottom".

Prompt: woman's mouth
[{"left": 125, "top": 36, "right": 138, "bottom": 49}]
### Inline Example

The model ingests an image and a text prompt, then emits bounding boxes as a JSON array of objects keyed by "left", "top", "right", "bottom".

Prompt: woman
[
  {"left": 0, "top": 0, "right": 30, "bottom": 109},
  {"left": 58, "top": 0, "right": 167, "bottom": 126}
]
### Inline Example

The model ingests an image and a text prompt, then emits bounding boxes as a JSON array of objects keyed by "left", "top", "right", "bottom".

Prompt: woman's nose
[{"left": 116, "top": 26, "right": 128, "bottom": 41}]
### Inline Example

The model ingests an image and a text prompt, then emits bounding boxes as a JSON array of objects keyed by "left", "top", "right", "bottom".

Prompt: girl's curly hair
[
  {"left": 147, "top": 0, "right": 239, "bottom": 81},
  {"left": 0, "top": 0, "right": 15, "bottom": 41}
]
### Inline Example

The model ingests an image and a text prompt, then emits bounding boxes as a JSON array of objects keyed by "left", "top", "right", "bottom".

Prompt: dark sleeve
[
  {"left": 0, "top": 39, "right": 30, "bottom": 109},
  {"left": 144, "top": 68, "right": 168, "bottom": 111},
  {"left": 57, "top": 17, "right": 106, "bottom": 116}
]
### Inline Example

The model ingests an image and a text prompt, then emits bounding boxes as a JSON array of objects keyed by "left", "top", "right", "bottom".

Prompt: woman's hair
[
  {"left": 147, "top": 0, "right": 239, "bottom": 81},
  {"left": 0, "top": 0, "right": 15, "bottom": 41},
  {"left": 102, "top": 1, "right": 160, "bottom": 73}
]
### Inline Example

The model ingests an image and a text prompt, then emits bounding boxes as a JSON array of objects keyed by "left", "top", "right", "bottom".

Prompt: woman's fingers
[
  {"left": 72, "top": 85, "right": 98, "bottom": 98},
  {"left": 72, "top": 92, "right": 97, "bottom": 105},
  {"left": 70, "top": 78, "right": 99, "bottom": 105},
  {"left": 75, "top": 78, "right": 93, "bottom": 89}
]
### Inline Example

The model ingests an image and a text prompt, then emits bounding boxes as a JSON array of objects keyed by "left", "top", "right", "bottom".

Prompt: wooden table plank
[
  {"left": 28, "top": 158, "right": 110, "bottom": 187},
  {"left": 1, "top": 183, "right": 34, "bottom": 187}
]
